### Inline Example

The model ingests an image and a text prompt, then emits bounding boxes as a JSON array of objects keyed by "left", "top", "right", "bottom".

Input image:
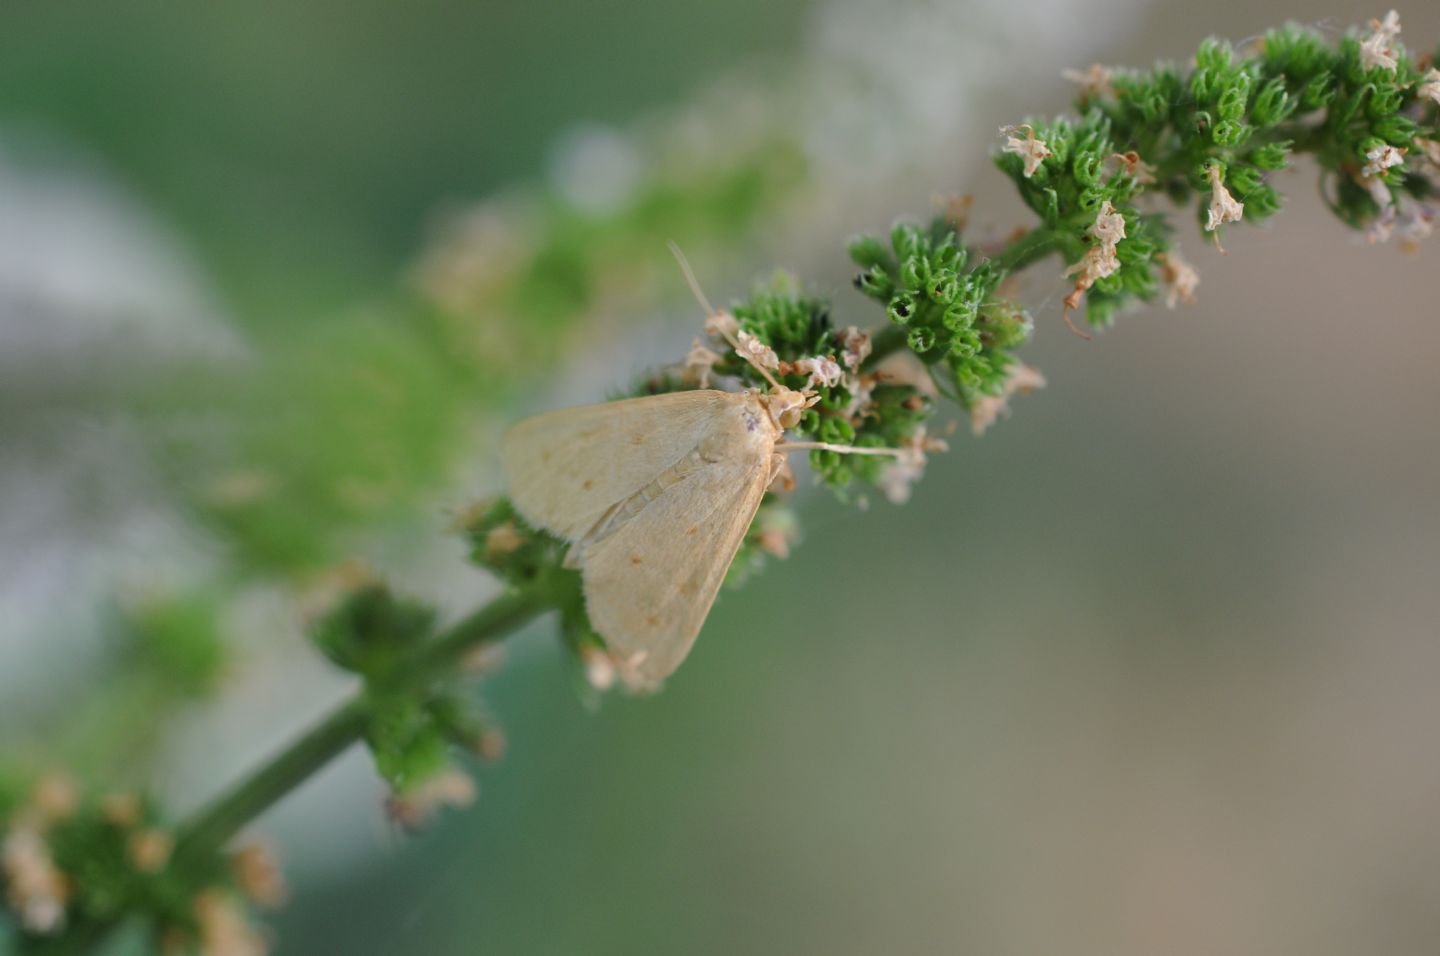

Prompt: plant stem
[
  {"left": 991, "top": 227, "right": 1061, "bottom": 273},
  {"left": 172, "top": 587, "right": 551, "bottom": 865},
  {"left": 171, "top": 699, "right": 368, "bottom": 867}
]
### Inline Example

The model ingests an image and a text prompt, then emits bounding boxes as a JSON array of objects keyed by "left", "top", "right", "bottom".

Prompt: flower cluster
[
  {"left": 0, "top": 774, "right": 284, "bottom": 954},
  {"left": 311, "top": 580, "right": 507, "bottom": 798},
  {"left": 992, "top": 14, "right": 1439, "bottom": 327},
  {"left": 850, "top": 222, "right": 1030, "bottom": 395}
]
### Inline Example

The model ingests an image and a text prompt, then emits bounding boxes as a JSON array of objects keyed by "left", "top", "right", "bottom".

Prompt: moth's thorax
[{"left": 698, "top": 391, "right": 780, "bottom": 461}]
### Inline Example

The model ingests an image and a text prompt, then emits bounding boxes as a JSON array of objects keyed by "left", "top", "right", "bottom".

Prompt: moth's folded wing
[
  {"left": 582, "top": 453, "right": 771, "bottom": 687},
  {"left": 502, "top": 390, "right": 731, "bottom": 541}
]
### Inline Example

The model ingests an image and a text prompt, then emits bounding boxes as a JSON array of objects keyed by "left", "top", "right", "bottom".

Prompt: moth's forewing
[
  {"left": 505, "top": 389, "right": 779, "bottom": 686},
  {"left": 581, "top": 443, "right": 772, "bottom": 687},
  {"left": 502, "top": 390, "right": 733, "bottom": 542}
]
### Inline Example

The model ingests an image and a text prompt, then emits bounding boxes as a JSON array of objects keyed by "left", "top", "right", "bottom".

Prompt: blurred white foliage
[
  {"left": 0, "top": 142, "right": 236, "bottom": 703},
  {"left": 547, "top": 123, "right": 645, "bottom": 215},
  {"left": 0, "top": 143, "right": 238, "bottom": 373}
]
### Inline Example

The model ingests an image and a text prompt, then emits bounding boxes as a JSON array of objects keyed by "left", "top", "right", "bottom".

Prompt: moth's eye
[{"left": 778, "top": 406, "right": 802, "bottom": 429}]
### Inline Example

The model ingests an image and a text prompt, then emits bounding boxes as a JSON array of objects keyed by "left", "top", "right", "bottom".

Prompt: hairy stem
[{"left": 991, "top": 227, "right": 1062, "bottom": 273}]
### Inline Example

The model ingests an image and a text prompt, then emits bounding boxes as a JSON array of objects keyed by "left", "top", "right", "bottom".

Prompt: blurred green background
[
  {"left": 0, "top": 0, "right": 812, "bottom": 315},
  {"left": 2, "top": 1, "right": 1438, "bottom": 954}
]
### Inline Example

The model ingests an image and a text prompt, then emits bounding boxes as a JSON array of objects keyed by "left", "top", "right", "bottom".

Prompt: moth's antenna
[
  {"left": 777, "top": 440, "right": 903, "bottom": 458},
  {"left": 667, "top": 240, "right": 788, "bottom": 393},
  {"left": 668, "top": 241, "right": 715, "bottom": 317}
]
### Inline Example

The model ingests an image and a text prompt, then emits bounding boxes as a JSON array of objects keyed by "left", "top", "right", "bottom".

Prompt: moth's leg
[{"left": 765, "top": 453, "right": 788, "bottom": 489}]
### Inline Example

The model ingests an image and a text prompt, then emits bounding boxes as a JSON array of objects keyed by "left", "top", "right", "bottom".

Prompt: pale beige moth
[{"left": 502, "top": 250, "right": 897, "bottom": 689}]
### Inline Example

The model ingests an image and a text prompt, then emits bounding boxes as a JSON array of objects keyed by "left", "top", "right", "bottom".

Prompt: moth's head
[{"left": 762, "top": 386, "right": 817, "bottom": 431}]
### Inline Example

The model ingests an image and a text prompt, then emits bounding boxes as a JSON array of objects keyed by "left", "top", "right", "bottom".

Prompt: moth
[{"left": 502, "top": 248, "right": 898, "bottom": 689}]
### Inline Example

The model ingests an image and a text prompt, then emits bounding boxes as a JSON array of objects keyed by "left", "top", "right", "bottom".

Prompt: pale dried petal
[
  {"left": 879, "top": 426, "right": 949, "bottom": 503},
  {"left": 231, "top": 842, "right": 289, "bottom": 909},
  {"left": 1063, "top": 201, "right": 1128, "bottom": 311},
  {"left": 1157, "top": 251, "right": 1200, "bottom": 308},
  {"left": 1000, "top": 125, "right": 1052, "bottom": 178},
  {"left": 703, "top": 310, "right": 739, "bottom": 340},
  {"left": 752, "top": 509, "right": 799, "bottom": 559},
  {"left": 3, "top": 828, "right": 69, "bottom": 934},
  {"left": 837, "top": 326, "right": 872, "bottom": 370},
  {"left": 843, "top": 372, "right": 878, "bottom": 421},
  {"left": 1368, "top": 203, "right": 1399, "bottom": 244},
  {"left": 1107, "top": 151, "right": 1157, "bottom": 185},
  {"left": 935, "top": 193, "right": 975, "bottom": 231},
  {"left": 128, "top": 829, "right": 174, "bottom": 873},
  {"left": 483, "top": 521, "right": 525, "bottom": 562},
  {"left": 794, "top": 355, "right": 844, "bottom": 390},
  {"left": 1362, "top": 143, "right": 1406, "bottom": 179},
  {"left": 1414, "top": 137, "right": 1440, "bottom": 170},
  {"left": 100, "top": 793, "right": 144, "bottom": 828},
  {"left": 194, "top": 889, "right": 268, "bottom": 956},
  {"left": 475, "top": 728, "right": 508, "bottom": 762},
  {"left": 1359, "top": 10, "right": 1402, "bottom": 73},
  {"left": 1205, "top": 165, "right": 1245, "bottom": 232},
  {"left": 580, "top": 643, "right": 617, "bottom": 691},
  {"left": 1361, "top": 172, "right": 1394, "bottom": 208},
  {"left": 30, "top": 775, "right": 78, "bottom": 826},
  {"left": 1061, "top": 63, "right": 1116, "bottom": 99},
  {"left": 682, "top": 338, "right": 723, "bottom": 387},
  {"left": 1397, "top": 200, "right": 1435, "bottom": 245},
  {"left": 385, "top": 770, "right": 478, "bottom": 831},
  {"left": 1064, "top": 243, "right": 1121, "bottom": 293},
  {"left": 1090, "top": 200, "right": 1127, "bottom": 247},
  {"left": 1418, "top": 68, "right": 1440, "bottom": 106},
  {"left": 734, "top": 329, "right": 780, "bottom": 371},
  {"left": 969, "top": 363, "right": 1047, "bottom": 436}
]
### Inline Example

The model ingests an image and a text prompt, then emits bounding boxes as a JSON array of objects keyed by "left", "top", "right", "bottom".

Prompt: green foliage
[
  {"left": 124, "top": 596, "right": 226, "bottom": 698},
  {"left": 0, "top": 782, "right": 245, "bottom": 955},
  {"left": 312, "top": 583, "right": 438, "bottom": 683},
  {"left": 194, "top": 319, "right": 477, "bottom": 572},
  {"left": 850, "top": 221, "right": 1028, "bottom": 402},
  {"left": 4, "top": 598, "right": 231, "bottom": 788},
  {"left": 462, "top": 497, "right": 575, "bottom": 593},
  {"left": 977, "top": 21, "right": 1440, "bottom": 326},
  {"left": 310, "top": 583, "right": 493, "bottom": 792},
  {"left": 460, "top": 499, "right": 601, "bottom": 675},
  {"left": 0, "top": 767, "right": 22, "bottom": 824},
  {"left": 363, "top": 692, "right": 454, "bottom": 792},
  {"left": 42, "top": 800, "right": 188, "bottom": 927}
]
